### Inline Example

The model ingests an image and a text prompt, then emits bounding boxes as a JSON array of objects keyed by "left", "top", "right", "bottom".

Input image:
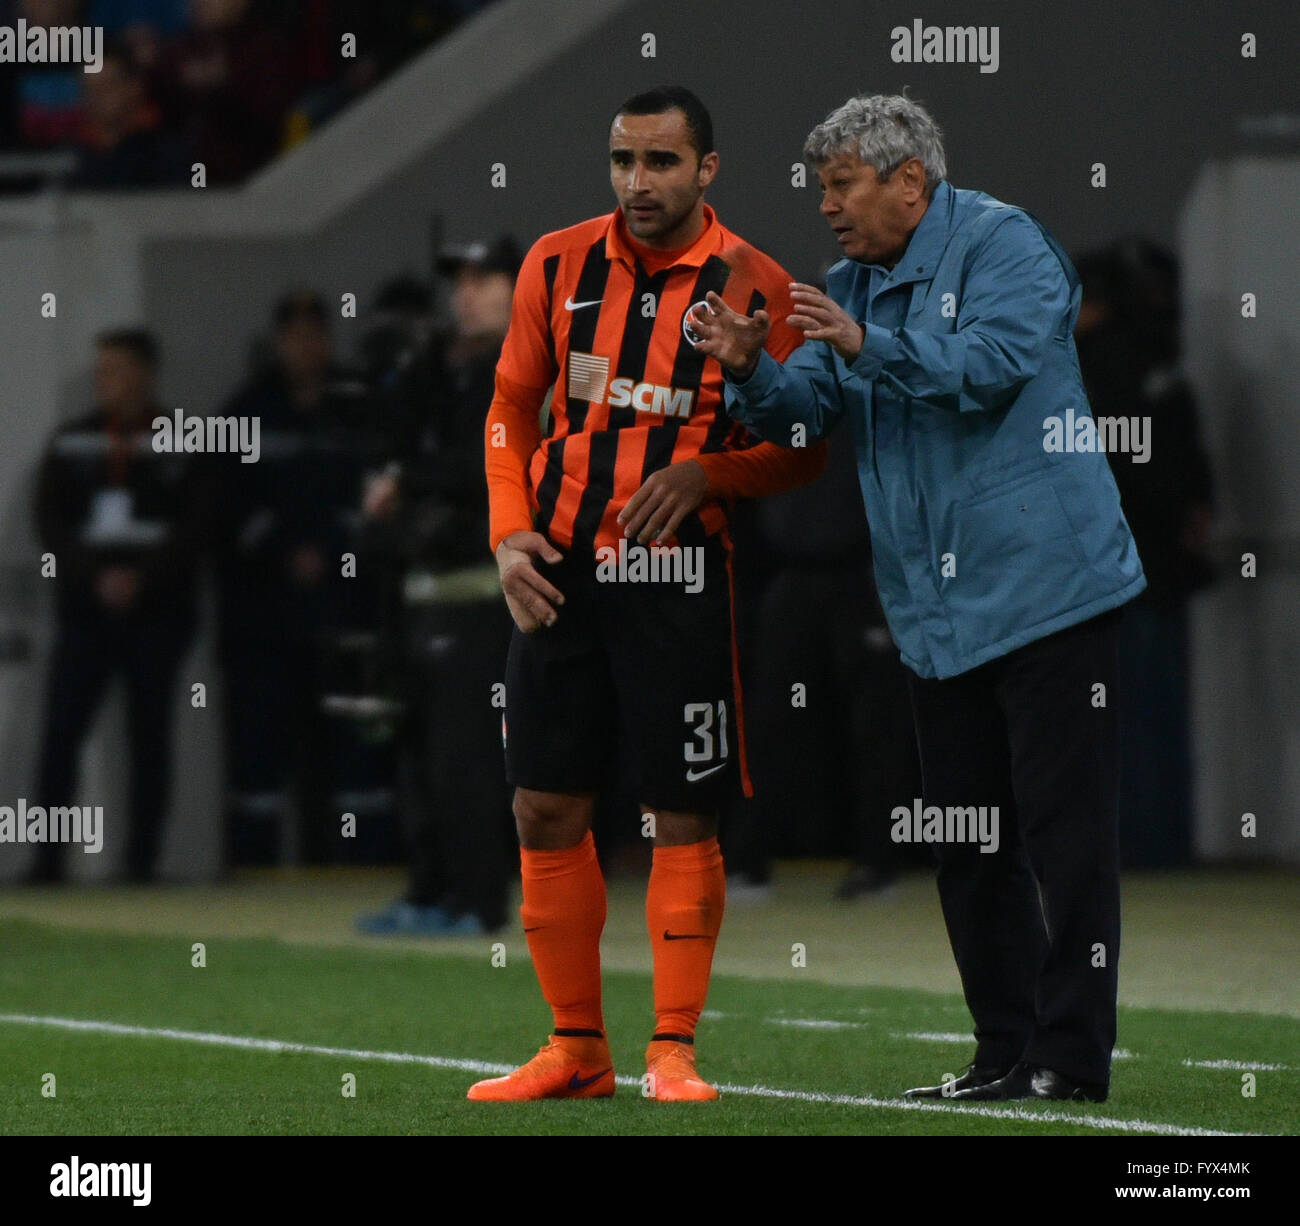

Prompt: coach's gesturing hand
[
  {"left": 619, "top": 459, "right": 710, "bottom": 545},
  {"left": 787, "top": 283, "right": 865, "bottom": 361},
  {"left": 688, "top": 291, "right": 771, "bottom": 379},
  {"left": 496, "top": 531, "right": 565, "bottom": 632}
]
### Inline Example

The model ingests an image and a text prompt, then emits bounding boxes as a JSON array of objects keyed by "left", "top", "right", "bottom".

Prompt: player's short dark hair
[
  {"left": 96, "top": 327, "right": 159, "bottom": 369},
  {"left": 613, "top": 86, "right": 714, "bottom": 161}
]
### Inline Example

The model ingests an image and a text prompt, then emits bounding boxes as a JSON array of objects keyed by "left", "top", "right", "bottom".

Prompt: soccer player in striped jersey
[{"left": 468, "top": 87, "right": 824, "bottom": 1103}]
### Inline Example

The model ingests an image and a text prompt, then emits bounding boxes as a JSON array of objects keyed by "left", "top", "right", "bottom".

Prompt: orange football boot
[
  {"left": 644, "top": 1039, "right": 719, "bottom": 1102},
  {"left": 467, "top": 1035, "right": 615, "bottom": 1101}
]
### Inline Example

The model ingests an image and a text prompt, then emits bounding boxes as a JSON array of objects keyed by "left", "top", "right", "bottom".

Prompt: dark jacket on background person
[
  {"left": 383, "top": 327, "right": 500, "bottom": 572},
  {"left": 215, "top": 365, "right": 366, "bottom": 643},
  {"left": 34, "top": 407, "right": 214, "bottom": 621},
  {"left": 1075, "top": 323, "right": 1215, "bottom": 607},
  {"left": 760, "top": 419, "right": 872, "bottom": 569}
]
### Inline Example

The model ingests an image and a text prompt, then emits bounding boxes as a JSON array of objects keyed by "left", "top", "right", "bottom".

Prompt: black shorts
[{"left": 503, "top": 533, "right": 750, "bottom": 813}]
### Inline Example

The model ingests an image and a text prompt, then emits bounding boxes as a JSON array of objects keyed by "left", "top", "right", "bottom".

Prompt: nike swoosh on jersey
[
  {"left": 568, "top": 1067, "right": 612, "bottom": 1090},
  {"left": 663, "top": 931, "right": 711, "bottom": 941},
  {"left": 564, "top": 296, "right": 604, "bottom": 311},
  {"left": 685, "top": 762, "right": 728, "bottom": 782}
]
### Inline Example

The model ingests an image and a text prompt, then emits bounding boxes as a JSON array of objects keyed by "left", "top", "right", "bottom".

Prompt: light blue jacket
[{"left": 726, "top": 179, "right": 1145, "bottom": 679}]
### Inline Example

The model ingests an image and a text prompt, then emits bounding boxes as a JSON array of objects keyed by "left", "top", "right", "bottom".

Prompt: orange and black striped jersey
[{"left": 485, "top": 203, "right": 826, "bottom": 552}]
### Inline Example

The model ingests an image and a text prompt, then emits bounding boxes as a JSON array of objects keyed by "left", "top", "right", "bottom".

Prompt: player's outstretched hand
[
  {"left": 496, "top": 531, "right": 565, "bottom": 632},
  {"left": 787, "top": 282, "right": 865, "bottom": 361},
  {"left": 619, "top": 459, "right": 710, "bottom": 545},
  {"left": 688, "top": 290, "right": 770, "bottom": 379}
]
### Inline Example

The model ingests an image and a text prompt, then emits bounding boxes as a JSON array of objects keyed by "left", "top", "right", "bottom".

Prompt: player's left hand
[
  {"left": 788, "top": 282, "right": 865, "bottom": 362},
  {"left": 619, "top": 459, "right": 710, "bottom": 545}
]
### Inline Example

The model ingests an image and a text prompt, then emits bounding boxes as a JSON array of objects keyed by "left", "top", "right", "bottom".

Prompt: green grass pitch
[{"left": 2, "top": 915, "right": 1297, "bottom": 1136}]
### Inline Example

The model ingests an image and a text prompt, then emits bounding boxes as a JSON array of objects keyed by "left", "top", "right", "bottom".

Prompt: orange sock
[
  {"left": 519, "top": 832, "right": 606, "bottom": 1036},
  {"left": 646, "top": 837, "right": 726, "bottom": 1040}
]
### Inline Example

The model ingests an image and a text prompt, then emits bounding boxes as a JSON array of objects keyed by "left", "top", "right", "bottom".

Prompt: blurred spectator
[
  {"left": 215, "top": 290, "right": 369, "bottom": 864},
  {"left": 356, "top": 236, "right": 520, "bottom": 935},
  {"left": 0, "top": 0, "right": 90, "bottom": 150},
  {"left": 3, "top": 0, "right": 494, "bottom": 185},
  {"left": 723, "top": 421, "right": 924, "bottom": 899},
  {"left": 152, "top": 0, "right": 299, "bottom": 184},
  {"left": 69, "top": 41, "right": 192, "bottom": 188},
  {"left": 30, "top": 329, "right": 215, "bottom": 883},
  {"left": 284, "top": 0, "right": 460, "bottom": 142},
  {"left": 1075, "top": 238, "right": 1216, "bottom": 869},
  {"left": 91, "top": 0, "right": 190, "bottom": 68},
  {"left": 355, "top": 272, "right": 436, "bottom": 393}
]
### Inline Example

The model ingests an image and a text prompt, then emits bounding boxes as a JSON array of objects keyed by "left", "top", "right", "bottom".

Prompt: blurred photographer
[
  {"left": 1074, "top": 240, "right": 1216, "bottom": 869},
  {"left": 216, "top": 290, "right": 372, "bottom": 864},
  {"left": 31, "top": 328, "right": 215, "bottom": 883},
  {"left": 356, "top": 237, "right": 521, "bottom": 935}
]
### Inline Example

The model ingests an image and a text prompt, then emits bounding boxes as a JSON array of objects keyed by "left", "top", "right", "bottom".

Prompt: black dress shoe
[
  {"left": 903, "top": 1060, "right": 1012, "bottom": 1099},
  {"left": 953, "top": 1061, "right": 1107, "bottom": 1102}
]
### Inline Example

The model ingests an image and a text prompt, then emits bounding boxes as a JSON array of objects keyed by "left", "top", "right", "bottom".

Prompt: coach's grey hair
[{"left": 803, "top": 94, "right": 947, "bottom": 197}]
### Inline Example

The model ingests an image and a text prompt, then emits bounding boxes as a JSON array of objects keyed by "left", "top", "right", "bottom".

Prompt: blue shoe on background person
[
  {"left": 443, "top": 912, "right": 486, "bottom": 935},
  {"left": 355, "top": 900, "right": 454, "bottom": 935}
]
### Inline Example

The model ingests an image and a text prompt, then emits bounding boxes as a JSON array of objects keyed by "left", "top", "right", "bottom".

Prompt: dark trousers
[
  {"left": 34, "top": 605, "right": 193, "bottom": 881},
  {"left": 397, "top": 597, "right": 515, "bottom": 927},
  {"left": 728, "top": 567, "right": 922, "bottom": 875},
  {"left": 906, "top": 608, "right": 1122, "bottom": 1089},
  {"left": 222, "top": 628, "right": 328, "bottom": 864},
  {"left": 1116, "top": 598, "right": 1193, "bottom": 868}
]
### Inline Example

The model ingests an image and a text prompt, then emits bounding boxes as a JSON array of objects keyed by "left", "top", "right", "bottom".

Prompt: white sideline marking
[
  {"left": 1184, "top": 1059, "right": 1288, "bottom": 1072},
  {"left": 0, "top": 1013, "right": 1247, "bottom": 1136},
  {"left": 703, "top": 1010, "right": 878, "bottom": 1025},
  {"left": 0, "top": 1013, "right": 513, "bottom": 1075},
  {"left": 767, "top": 1017, "right": 867, "bottom": 1030},
  {"left": 896, "top": 1033, "right": 1136, "bottom": 1060}
]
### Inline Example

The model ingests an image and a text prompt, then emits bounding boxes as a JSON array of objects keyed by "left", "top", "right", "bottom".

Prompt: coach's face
[
  {"left": 610, "top": 110, "right": 718, "bottom": 249},
  {"left": 817, "top": 151, "right": 928, "bottom": 268}
]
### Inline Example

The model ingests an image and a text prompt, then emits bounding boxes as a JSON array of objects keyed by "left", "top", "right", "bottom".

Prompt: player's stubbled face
[
  {"left": 817, "top": 151, "right": 913, "bottom": 268},
  {"left": 609, "top": 110, "right": 714, "bottom": 249}
]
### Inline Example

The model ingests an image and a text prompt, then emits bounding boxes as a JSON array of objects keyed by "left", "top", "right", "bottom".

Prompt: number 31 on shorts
[{"left": 683, "top": 700, "right": 728, "bottom": 779}]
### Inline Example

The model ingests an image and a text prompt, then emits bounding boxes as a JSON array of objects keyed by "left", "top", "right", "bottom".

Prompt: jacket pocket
[
  {"left": 962, "top": 453, "right": 1053, "bottom": 499},
  {"left": 942, "top": 472, "right": 1095, "bottom": 656}
]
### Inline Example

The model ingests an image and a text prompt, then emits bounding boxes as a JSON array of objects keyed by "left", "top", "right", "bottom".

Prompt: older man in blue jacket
[{"left": 693, "top": 94, "right": 1145, "bottom": 1103}]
